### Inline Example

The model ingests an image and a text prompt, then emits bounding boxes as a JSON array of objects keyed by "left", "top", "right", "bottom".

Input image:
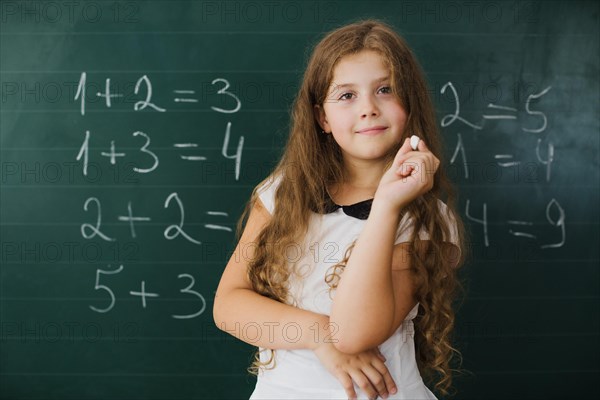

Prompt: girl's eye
[
  {"left": 378, "top": 86, "right": 392, "bottom": 94},
  {"left": 338, "top": 92, "right": 354, "bottom": 100}
]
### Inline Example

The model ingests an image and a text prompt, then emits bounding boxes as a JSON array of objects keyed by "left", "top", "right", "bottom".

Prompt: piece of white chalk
[{"left": 410, "top": 135, "right": 420, "bottom": 150}]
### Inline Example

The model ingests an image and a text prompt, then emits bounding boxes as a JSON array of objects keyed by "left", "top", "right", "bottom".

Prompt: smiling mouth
[{"left": 356, "top": 126, "right": 388, "bottom": 135}]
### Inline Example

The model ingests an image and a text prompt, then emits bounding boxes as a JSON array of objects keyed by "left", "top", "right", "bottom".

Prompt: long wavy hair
[{"left": 238, "top": 19, "right": 467, "bottom": 397}]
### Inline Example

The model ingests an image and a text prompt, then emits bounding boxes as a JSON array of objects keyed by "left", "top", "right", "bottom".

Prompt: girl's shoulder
[
  {"left": 395, "top": 199, "right": 459, "bottom": 245},
  {"left": 255, "top": 174, "right": 283, "bottom": 215}
]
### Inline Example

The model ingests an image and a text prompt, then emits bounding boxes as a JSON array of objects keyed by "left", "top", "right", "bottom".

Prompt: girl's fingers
[
  {"left": 395, "top": 162, "right": 415, "bottom": 178},
  {"left": 360, "top": 364, "right": 392, "bottom": 399},
  {"left": 415, "top": 140, "right": 439, "bottom": 172},
  {"left": 375, "top": 347, "right": 386, "bottom": 362},
  {"left": 335, "top": 372, "right": 357, "bottom": 400},
  {"left": 395, "top": 156, "right": 427, "bottom": 177},
  {"left": 370, "top": 357, "right": 398, "bottom": 397},
  {"left": 392, "top": 138, "right": 413, "bottom": 166},
  {"left": 417, "top": 136, "right": 430, "bottom": 152},
  {"left": 395, "top": 152, "right": 439, "bottom": 178},
  {"left": 348, "top": 370, "right": 379, "bottom": 400},
  {"left": 391, "top": 136, "right": 439, "bottom": 180}
]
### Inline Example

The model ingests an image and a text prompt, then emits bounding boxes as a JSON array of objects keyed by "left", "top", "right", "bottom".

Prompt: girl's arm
[
  {"left": 215, "top": 197, "right": 400, "bottom": 398},
  {"left": 329, "top": 202, "right": 412, "bottom": 354},
  {"left": 213, "top": 199, "right": 332, "bottom": 350},
  {"left": 330, "top": 137, "right": 439, "bottom": 354}
]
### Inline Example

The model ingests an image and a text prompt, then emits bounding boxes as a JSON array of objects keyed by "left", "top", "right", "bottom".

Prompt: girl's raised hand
[
  {"left": 375, "top": 136, "right": 440, "bottom": 212},
  {"left": 313, "top": 341, "right": 397, "bottom": 399}
]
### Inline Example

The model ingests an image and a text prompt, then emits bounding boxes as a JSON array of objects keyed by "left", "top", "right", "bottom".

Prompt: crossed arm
[
  {"left": 213, "top": 198, "right": 332, "bottom": 350},
  {"left": 213, "top": 197, "right": 418, "bottom": 351},
  {"left": 212, "top": 197, "right": 437, "bottom": 398},
  {"left": 329, "top": 198, "right": 418, "bottom": 354}
]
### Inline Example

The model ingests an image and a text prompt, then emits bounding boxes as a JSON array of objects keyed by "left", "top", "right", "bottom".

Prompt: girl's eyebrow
[{"left": 331, "top": 76, "right": 390, "bottom": 91}]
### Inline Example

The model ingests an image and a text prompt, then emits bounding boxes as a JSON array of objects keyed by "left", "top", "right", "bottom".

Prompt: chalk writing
[
  {"left": 80, "top": 195, "right": 231, "bottom": 243},
  {"left": 89, "top": 265, "right": 206, "bottom": 319},
  {"left": 442, "top": 80, "right": 564, "bottom": 249}
]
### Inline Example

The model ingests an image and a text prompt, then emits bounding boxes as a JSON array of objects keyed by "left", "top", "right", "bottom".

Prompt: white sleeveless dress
[{"left": 249, "top": 176, "right": 457, "bottom": 399}]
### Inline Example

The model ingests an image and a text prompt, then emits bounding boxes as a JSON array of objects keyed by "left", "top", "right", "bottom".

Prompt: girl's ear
[{"left": 313, "top": 104, "right": 331, "bottom": 133}]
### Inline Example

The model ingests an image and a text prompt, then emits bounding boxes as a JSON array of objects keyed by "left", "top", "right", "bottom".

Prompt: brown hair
[{"left": 238, "top": 19, "right": 467, "bottom": 397}]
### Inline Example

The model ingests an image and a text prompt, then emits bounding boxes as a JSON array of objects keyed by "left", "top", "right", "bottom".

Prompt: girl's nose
[{"left": 360, "top": 95, "right": 379, "bottom": 118}]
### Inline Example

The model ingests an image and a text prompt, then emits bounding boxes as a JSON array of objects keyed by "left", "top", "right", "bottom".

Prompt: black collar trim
[{"left": 318, "top": 191, "right": 373, "bottom": 220}]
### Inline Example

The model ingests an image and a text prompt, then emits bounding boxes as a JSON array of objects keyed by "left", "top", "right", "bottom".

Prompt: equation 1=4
[{"left": 442, "top": 82, "right": 555, "bottom": 182}]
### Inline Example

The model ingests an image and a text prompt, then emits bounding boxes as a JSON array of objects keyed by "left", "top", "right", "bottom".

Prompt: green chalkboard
[{"left": 1, "top": 1, "right": 598, "bottom": 399}]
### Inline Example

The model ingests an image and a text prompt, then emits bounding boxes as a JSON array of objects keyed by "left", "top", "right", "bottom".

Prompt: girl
[{"left": 213, "top": 19, "right": 466, "bottom": 400}]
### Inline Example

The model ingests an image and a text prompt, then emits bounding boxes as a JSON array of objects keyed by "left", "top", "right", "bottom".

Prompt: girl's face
[{"left": 316, "top": 50, "right": 407, "bottom": 167}]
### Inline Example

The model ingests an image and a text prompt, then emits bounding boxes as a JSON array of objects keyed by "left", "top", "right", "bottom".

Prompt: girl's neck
[
  {"left": 341, "top": 158, "right": 387, "bottom": 189},
  {"left": 329, "top": 159, "right": 387, "bottom": 205}
]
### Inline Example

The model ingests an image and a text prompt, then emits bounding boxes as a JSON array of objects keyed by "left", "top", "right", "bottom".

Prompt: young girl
[{"left": 213, "top": 19, "right": 466, "bottom": 400}]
